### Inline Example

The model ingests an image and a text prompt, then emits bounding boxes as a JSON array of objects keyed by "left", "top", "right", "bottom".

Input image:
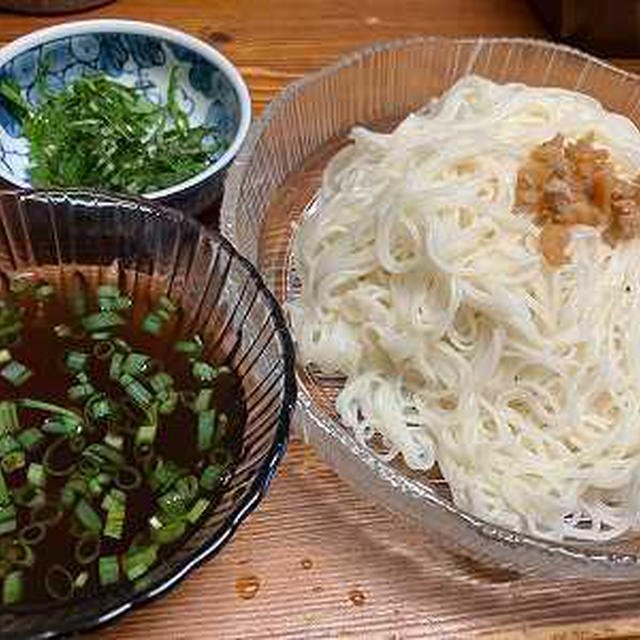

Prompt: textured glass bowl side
[
  {"left": 0, "top": 189, "right": 296, "bottom": 639},
  {"left": 221, "top": 36, "right": 640, "bottom": 578}
]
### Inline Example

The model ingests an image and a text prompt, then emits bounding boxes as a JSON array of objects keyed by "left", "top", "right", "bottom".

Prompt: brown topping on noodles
[{"left": 515, "top": 134, "right": 640, "bottom": 265}]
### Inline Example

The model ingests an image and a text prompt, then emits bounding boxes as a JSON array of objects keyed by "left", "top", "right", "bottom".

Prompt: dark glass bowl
[{"left": 0, "top": 189, "right": 296, "bottom": 639}]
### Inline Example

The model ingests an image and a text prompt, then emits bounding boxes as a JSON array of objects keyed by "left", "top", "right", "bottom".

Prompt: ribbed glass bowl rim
[
  {"left": 221, "top": 35, "right": 640, "bottom": 577},
  {"left": 0, "top": 188, "right": 297, "bottom": 637}
]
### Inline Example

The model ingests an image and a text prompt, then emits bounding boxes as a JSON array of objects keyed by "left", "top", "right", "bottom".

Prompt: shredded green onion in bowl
[{"left": 0, "top": 67, "right": 228, "bottom": 195}]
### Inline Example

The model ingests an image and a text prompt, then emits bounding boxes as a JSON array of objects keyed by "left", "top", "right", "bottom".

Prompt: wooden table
[{"left": 3, "top": 1, "right": 640, "bottom": 638}]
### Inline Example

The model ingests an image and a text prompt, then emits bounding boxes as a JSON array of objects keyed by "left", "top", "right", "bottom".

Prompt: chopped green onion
[
  {"left": 42, "top": 416, "right": 82, "bottom": 436},
  {"left": 104, "top": 432, "right": 124, "bottom": 451},
  {"left": 175, "top": 337, "right": 203, "bottom": 356},
  {"left": 135, "top": 424, "right": 157, "bottom": 448},
  {"left": 0, "top": 468, "right": 9, "bottom": 506},
  {"left": 104, "top": 508, "right": 125, "bottom": 540},
  {"left": 67, "top": 383, "right": 96, "bottom": 402},
  {"left": 99, "top": 296, "right": 132, "bottom": 311},
  {"left": 35, "top": 283, "right": 55, "bottom": 300},
  {"left": 158, "top": 475, "right": 198, "bottom": 519},
  {"left": 192, "top": 361, "right": 217, "bottom": 382},
  {"left": 74, "top": 570, "right": 90, "bottom": 590},
  {"left": 113, "top": 338, "right": 131, "bottom": 353},
  {"left": 8, "top": 541, "right": 34, "bottom": 568},
  {"left": 109, "top": 352, "right": 124, "bottom": 379},
  {"left": 91, "top": 331, "right": 112, "bottom": 341},
  {"left": 124, "top": 545, "right": 158, "bottom": 581},
  {"left": 141, "top": 313, "right": 164, "bottom": 335},
  {"left": 74, "top": 499, "right": 102, "bottom": 534},
  {"left": 158, "top": 390, "right": 178, "bottom": 415},
  {"left": 65, "top": 350, "right": 89, "bottom": 372},
  {"left": 0, "top": 504, "right": 16, "bottom": 535},
  {"left": 0, "top": 349, "right": 10, "bottom": 365},
  {"left": 88, "top": 475, "right": 108, "bottom": 497},
  {"left": 158, "top": 490, "right": 188, "bottom": 518},
  {"left": 0, "top": 401, "right": 18, "bottom": 436},
  {"left": 98, "top": 285, "right": 119, "bottom": 299},
  {"left": 18, "top": 398, "right": 81, "bottom": 422},
  {"left": 152, "top": 520, "right": 185, "bottom": 545},
  {"left": 16, "top": 427, "right": 43, "bottom": 450},
  {"left": 99, "top": 555, "right": 120, "bottom": 586},
  {"left": 89, "top": 473, "right": 109, "bottom": 497},
  {"left": 3, "top": 570, "right": 22, "bottom": 605},
  {"left": 86, "top": 396, "right": 118, "bottom": 422},
  {"left": 9, "top": 274, "right": 33, "bottom": 294},
  {"left": 93, "top": 340, "right": 115, "bottom": 360},
  {"left": 194, "top": 388, "right": 213, "bottom": 413},
  {"left": 1, "top": 360, "right": 32, "bottom": 386},
  {"left": 64, "top": 476, "right": 89, "bottom": 500},
  {"left": 200, "top": 464, "right": 224, "bottom": 492},
  {"left": 0, "top": 435, "right": 20, "bottom": 457},
  {"left": 45, "top": 565, "right": 73, "bottom": 601},
  {"left": 158, "top": 296, "right": 178, "bottom": 314},
  {"left": 148, "top": 458, "right": 183, "bottom": 494},
  {"left": 149, "top": 372, "right": 173, "bottom": 394},
  {"left": 0, "top": 321, "right": 22, "bottom": 342},
  {"left": 101, "top": 488, "right": 126, "bottom": 511},
  {"left": 122, "top": 377, "right": 153, "bottom": 408},
  {"left": 79, "top": 457, "right": 99, "bottom": 477},
  {"left": 81, "top": 312, "right": 125, "bottom": 332},
  {"left": 75, "top": 533, "right": 100, "bottom": 565},
  {"left": 70, "top": 435, "right": 86, "bottom": 453},
  {"left": 198, "top": 410, "right": 215, "bottom": 451},
  {"left": 186, "top": 497, "right": 210, "bottom": 524},
  {"left": 154, "top": 308, "right": 170, "bottom": 322},
  {"left": 54, "top": 324, "right": 72, "bottom": 338},
  {"left": 19, "top": 522, "right": 46, "bottom": 546},
  {"left": 122, "top": 353, "right": 150, "bottom": 376},
  {"left": 13, "top": 484, "right": 44, "bottom": 509},
  {"left": 2, "top": 450, "right": 25, "bottom": 473},
  {"left": 83, "top": 443, "right": 125, "bottom": 469},
  {"left": 27, "top": 462, "right": 45, "bottom": 488},
  {"left": 115, "top": 465, "right": 142, "bottom": 491}
]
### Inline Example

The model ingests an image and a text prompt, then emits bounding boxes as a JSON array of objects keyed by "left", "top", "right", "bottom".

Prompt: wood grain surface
[{"left": 3, "top": 1, "right": 640, "bottom": 638}]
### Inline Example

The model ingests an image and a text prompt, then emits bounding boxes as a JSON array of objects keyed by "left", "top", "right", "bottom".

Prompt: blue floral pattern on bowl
[{"left": 0, "top": 32, "right": 241, "bottom": 198}]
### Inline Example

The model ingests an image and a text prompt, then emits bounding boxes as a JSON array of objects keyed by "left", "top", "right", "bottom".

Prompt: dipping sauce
[{"left": 0, "top": 272, "right": 245, "bottom": 606}]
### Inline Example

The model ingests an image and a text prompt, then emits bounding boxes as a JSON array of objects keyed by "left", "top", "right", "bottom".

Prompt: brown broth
[{"left": 0, "top": 272, "right": 246, "bottom": 607}]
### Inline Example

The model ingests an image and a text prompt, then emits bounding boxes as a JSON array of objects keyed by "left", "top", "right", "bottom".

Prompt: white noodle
[{"left": 289, "top": 75, "right": 640, "bottom": 541}]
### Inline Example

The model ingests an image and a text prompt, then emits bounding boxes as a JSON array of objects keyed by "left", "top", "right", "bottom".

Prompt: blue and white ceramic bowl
[{"left": 0, "top": 20, "right": 251, "bottom": 216}]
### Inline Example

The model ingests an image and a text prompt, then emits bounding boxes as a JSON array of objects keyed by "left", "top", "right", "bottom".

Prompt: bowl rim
[
  {"left": 0, "top": 19, "right": 252, "bottom": 200},
  {"left": 221, "top": 35, "right": 640, "bottom": 576},
  {"left": 0, "top": 188, "right": 297, "bottom": 638}
]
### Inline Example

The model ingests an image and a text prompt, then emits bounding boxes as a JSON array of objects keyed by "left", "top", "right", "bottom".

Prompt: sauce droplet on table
[
  {"left": 236, "top": 575, "right": 261, "bottom": 600},
  {"left": 348, "top": 588, "right": 366, "bottom": 606}
]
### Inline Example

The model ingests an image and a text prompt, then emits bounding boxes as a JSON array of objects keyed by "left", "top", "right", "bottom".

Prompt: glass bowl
[
  {"left": 0, "top": 189, "right": 296, "bottom": 638},
  {"left": 221, "top": 36, "right": 640, "bottom": 579}
]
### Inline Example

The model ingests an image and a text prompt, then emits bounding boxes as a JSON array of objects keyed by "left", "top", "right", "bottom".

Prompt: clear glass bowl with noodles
[{"left": 221, "top": 36, "right": 640, "bottom": 578}]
